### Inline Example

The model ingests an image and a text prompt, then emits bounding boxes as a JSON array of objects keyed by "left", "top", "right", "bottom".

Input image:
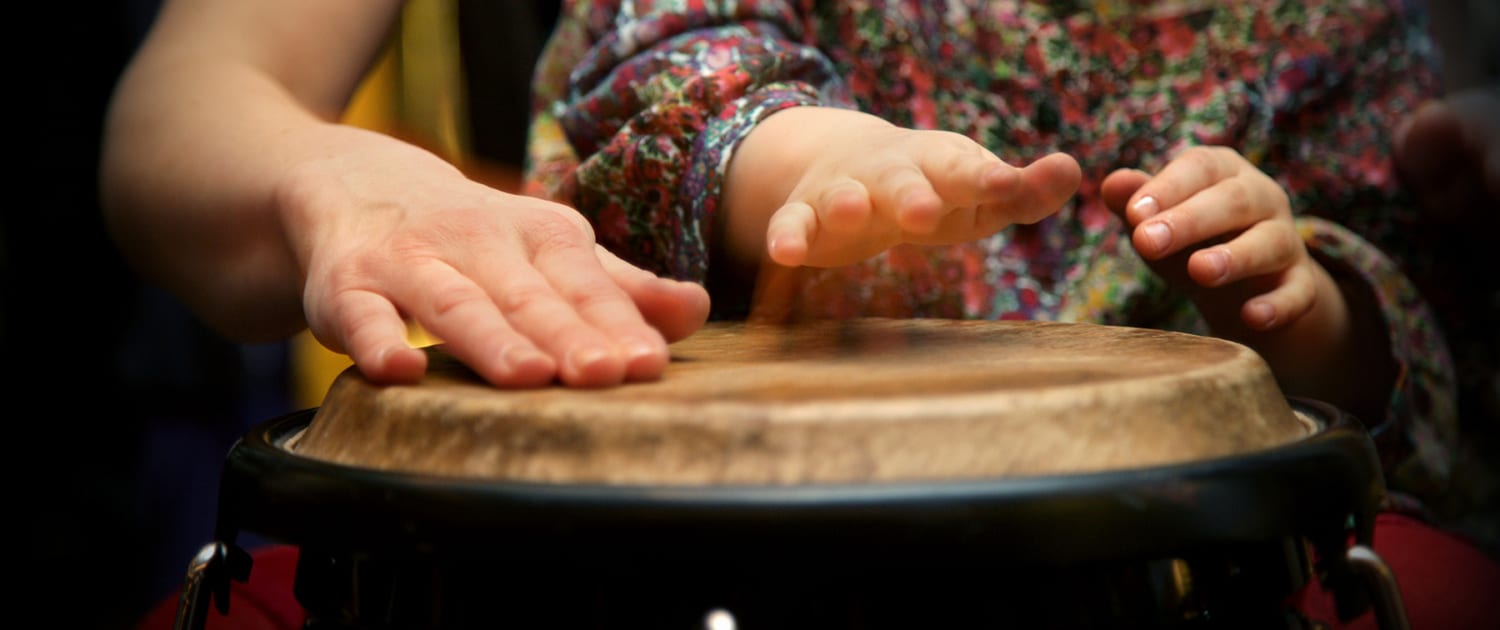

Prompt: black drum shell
[{"left": 212, "top": 398, "right": 1385, "bottom": 629}]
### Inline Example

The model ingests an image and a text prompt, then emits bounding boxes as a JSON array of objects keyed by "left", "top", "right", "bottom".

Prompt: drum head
[
  {"left": 212, "top": 320, "right": 1386, "bottom": 628},
  {"left": 217, "top": 319, "right": 1383, "bottom": 566},
  {"left": 222, "top": 399, "right": 1378, "bottom": 563},
  {"left": 293, "top": 319, "right": 1318, "bottom": 485}
]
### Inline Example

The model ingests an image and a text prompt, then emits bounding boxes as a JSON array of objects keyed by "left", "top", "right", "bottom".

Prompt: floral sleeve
[
  {"left": 524, "top": 0, "right": 845, "bottom": 286},
  {"left": 1252, "top": 5, "right": 1457, "bottom": 494},
  {"left": 518, "top": 0, "right": 1464, "bottom": 498},
  {"left": 1297, "top": 217, "right": 1457, "bottom": 496}
]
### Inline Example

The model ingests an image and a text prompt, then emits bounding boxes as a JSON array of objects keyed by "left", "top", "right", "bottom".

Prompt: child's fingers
[
  {"left": 867, "top": 163, "right": 944, "bottom": 234},
  {"left": 1240, "top": 263, "right": 1317, "bottom": 332},
  {"left": 766, "top": 200, "right": 817, "bottom": 267},
  {"left": 1125, "top": 146, "right": 1240, "bottom": 224},
  {"left": 1132, "top": 174, "right": 1288, "bottom": 260},
  {"left": 920, "top": 140, "right": 1019, "bottom": 208},
  {"left": 1185, "top": 221, "right": 1301, "bottom": 288},
  {"left": 957, "top": 153, "right": 1077, "bottom": 237},
  {"left": 1001, "top": 153, "right": 1084, "bottom": 224},
  {"left": 814, "top": 179, "right": 873, "bottom": 236},
  {"left": 978, "top": 162, "right": 1023, "bottom": 202},
  {"left": 1101, "top": 169, "right": 1151, "bottom": 220}
]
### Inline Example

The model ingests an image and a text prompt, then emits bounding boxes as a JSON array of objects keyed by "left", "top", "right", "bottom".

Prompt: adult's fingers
[
  {"left": 316, "top": 287, "right": 430, "bottom": 384},
  {"left": 378, "top": 255, "right": 559, "bottom": 388},
  {"left": 494, "top": 222, "right": 664, "bottom": 386},
  {"left": 1463, "top": 88, "right": 1500, "bottom": 197},
  {"left": 593, "top": 244, "right": 711, "bottom": 343},
  {"left": 1394, "top": 99, "right": 1467, "bottom": 190}
]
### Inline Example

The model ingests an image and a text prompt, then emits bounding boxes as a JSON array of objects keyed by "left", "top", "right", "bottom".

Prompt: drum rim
[{"left": 214, "top": 398, "right": 1384, "bottom": 568}]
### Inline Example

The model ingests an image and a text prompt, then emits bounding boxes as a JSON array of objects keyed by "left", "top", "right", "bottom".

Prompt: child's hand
[
  {"left": 1101, "top": 146, "right": 1323, "bottom": 335},
  {"left": 725, "top": 107, "right": 1081, "bottom": 270}
]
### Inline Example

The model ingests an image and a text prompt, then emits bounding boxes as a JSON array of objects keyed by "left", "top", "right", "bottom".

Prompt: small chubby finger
[
  {"left": 978, "top": 162, "right": 1022, "bottom": 200},
  {"left": 922, "top": 145, "right": 1017, "bottom": 208},
  {"left": 1134, "top": 178, "right": 1285, "bottom": 261},
  {"left": 1004, "top": 153, "right": 1083, "bottom": 224},
  {"left": 766, "top": 201, "right": 818, "bottom": 267},
  {"left": 1240, "top": 264, "right": 1317, "bottom": 331},
  {"left": 1187, "top": 222, "right": 1301, "bottom": 288},
  {"left": 1101, "top": 168, "right": 1152, "bottom": 221},
  {"left": 1126, "top": 146, "right": 1239, "bottom": 224},
  {"left": 867, "top": 163, "right": 943, "bottom": 234},
  {"left": 815, "top": 179, "right": 873, "bottom": 235},
  {"left": 896, "top": 185, "right": 945, "bottom": 235}
]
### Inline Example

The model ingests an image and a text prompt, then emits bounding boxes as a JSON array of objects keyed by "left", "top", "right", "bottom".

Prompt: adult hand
[
  {"left": 282, "top": 125, "right": 710, "bottom": 389},
  {"left": 1393, "top": 88, "right": 1499, "bottom": 226}
]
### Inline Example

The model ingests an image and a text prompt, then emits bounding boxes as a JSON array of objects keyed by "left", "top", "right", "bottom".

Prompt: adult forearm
[
  {"left": 100, "top": 0, "right": 399, "bottom": 342},
  {"left": 101, "top": 58, "right": 318, "bottom": 341}
]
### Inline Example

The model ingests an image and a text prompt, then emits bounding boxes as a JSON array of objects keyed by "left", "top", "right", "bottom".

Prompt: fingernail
[
  {"left": 1131, "top": 195, "right": 1160, "bottom": 219},
  {"left": 1246, "top": 302, "right": 1276, "bottom": 330},
  {"left": 624, "top": 338, "right": 660, "bottom": 363},
  {"left": 1142, "top": 222, "right": 1171, "bottom": 253},
  {"left": 567, "top": 346, "right": 613, "bottom": 376},
  {"left": 503, "top": 346, "right": 551, "bottom": 372}
]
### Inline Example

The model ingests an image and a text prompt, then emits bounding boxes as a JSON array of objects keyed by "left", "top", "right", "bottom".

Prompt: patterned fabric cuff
[
  {"left": 689, "top": 84, "right": 830, "bottom": 318},
  {"left": 687, "top": 82, "right": 829, "bottom": 243},
  {"left": 1296, "top": 215, "right": 1457, "bottom": 491}
]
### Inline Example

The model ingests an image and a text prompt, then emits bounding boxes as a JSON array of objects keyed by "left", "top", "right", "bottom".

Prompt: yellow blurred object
[
  {"left": 290, "top": 0, "right": 465, "bottom": 410},
  {"left": 291, "top": 321, "right": 443, "bottom": 410}
]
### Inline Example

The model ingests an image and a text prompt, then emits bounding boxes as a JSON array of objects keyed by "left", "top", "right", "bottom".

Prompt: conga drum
[{"left": 177, "top": 319, "right": 1409, "bottom": 629}]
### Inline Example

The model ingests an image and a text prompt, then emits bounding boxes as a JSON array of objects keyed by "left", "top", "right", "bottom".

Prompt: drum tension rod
[
  {"left": 172, "top": 541, "right": 253, "bottom": 630},
  {"left": 1345, "top": 545, "right": 1410, "bottom": 630}
]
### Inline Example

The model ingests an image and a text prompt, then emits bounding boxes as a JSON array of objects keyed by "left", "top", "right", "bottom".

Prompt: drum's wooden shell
[{"left": 292, "top": 319, "right": 1313, "bottom": 485}]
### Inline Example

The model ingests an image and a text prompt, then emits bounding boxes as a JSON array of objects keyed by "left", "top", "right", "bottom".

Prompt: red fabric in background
[
  {"left": 138, "top": 512, "right": 1498, "bottom": 629},
  {"left": 1295, "top": 511, "right": 1500, "bottom": 629},
  {"left": 134, "top": 544, "right": 304, "bottom": 630}
]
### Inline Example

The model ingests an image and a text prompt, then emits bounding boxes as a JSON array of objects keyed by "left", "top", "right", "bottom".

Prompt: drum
[{"left": 178, "top": 319, "right": 1406, "bottom": 629}]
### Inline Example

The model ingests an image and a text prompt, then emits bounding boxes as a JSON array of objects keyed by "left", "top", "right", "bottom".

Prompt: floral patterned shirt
[{"left": 521, "top": 0, "right": 1457, "bottom": 499}]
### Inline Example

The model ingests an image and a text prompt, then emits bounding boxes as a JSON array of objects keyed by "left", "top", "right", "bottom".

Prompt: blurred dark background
[
  {"left": 11, "top": 2, "right": 559, "bottom": 627},
  {"left": 5, "top": 1, "right": 1492, "bottom": 629}
]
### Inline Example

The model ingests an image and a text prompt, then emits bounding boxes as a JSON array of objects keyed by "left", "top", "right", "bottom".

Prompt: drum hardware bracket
[
  {"left": 1346, "top": 544, "right": 1410, "bottom": 630},
  {"left": 173, "top": 541, "right": 253, "bottom": 630}
]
